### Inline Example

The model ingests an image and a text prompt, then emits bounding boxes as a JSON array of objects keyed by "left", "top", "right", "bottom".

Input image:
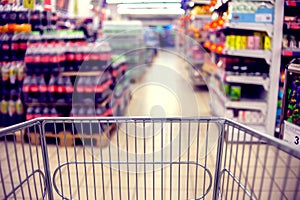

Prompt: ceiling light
[
  {"left": 117, "top": 3, "right": 182, "bottom": 9},
  {"left": 117, "top": 7, "right": 184, "bottom": 15},
  {"left": 107, "top": 0, "right": 181, "bottom": 3}
]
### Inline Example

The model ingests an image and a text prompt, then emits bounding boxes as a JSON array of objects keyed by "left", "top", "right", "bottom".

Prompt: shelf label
[
  {"left": 283, "top": 121, "right": 300, "bottom": 148},
  {"left": 255, "top": 14, "right": 272, "bottom": 23},
  {"left": 24, "top": 0, "right": 35, "bottom": 10}
]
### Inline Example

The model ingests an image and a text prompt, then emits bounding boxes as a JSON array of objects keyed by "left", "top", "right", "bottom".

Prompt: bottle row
[
  {"left": 1, "top": 61, "right": 25, "bottom": 96},
  {"left": 0, "top": 96, "right": 24, "bottom": 127},
  {"left": 0, "top": 33, "right": 30, "bottom": 61},
  {"left": 0, "top": 4, "right": 57, "bottom": 30},
  {"left": 282, "top": 34, "right": 300, "bottom": 49},
  {"left": 22, "top": 74, "right": 114, "bottom": 104},
  {"left": 25, "top": 42, "right": 112, "bottom": 75},
  {"left": 25, "top": 99, "right": 122, "bottom": 121},
  {"left": 225, "top": 109, "right": 265, "bottom": 124},
  {"left": 219, "top": 57, "right": 269, "bottom": 77}
]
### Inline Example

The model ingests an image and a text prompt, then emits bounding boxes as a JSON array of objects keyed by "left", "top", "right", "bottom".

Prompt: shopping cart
[{"left": 0, "top": 117, "right": 299, "bottom": 200}]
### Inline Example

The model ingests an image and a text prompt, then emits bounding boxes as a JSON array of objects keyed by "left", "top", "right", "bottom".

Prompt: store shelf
[
  {"left": 25, "top": 95, "right": 112, "bottom": 107},
  {"left": 284, "top": 22, "right": 300, "bottom": 29},
  {"left": 225, "top": 75, "right": 270, "bottom": 90},
  {"left": 210, "top": 98, "right": 267, "bottom": 133},
  {"left": 225, "top": 22, "right": 273, "bottom": 36},
  {"left": 282, "top": 48, "right": 300, "bottom": 57},
  {"left": 285, "top": 0, "right": 300, "bottom": 7},
  {"left": 223, "top": 49, "right": 272, "bottom": 63},
  {"left": 60, "top": 71, "right": 104, "bottom": 76},
  {"left": 209, "top": 84, "right": 267, "bottom": 112}
]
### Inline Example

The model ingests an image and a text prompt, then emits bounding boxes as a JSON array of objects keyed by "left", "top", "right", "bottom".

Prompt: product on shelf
[
  {"left": 0, "top": 95, "right": 24, "bottom": 126},
  {"left": 228, "top": 1, "right": 274, "bottom": 24},
  {"left": 225, "top": 32, "right": 271, "bottom": 51},
  {"left": 1, "top": 61, "right": 25, "bottom": 96},
  {"left": 280, "top": 61, "right": 300, "bottom": 145}
]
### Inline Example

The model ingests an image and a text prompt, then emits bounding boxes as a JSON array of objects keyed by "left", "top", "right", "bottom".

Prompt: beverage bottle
[
  {"left": 41, "top": 11, "right": 48, "bottom": 27},
  {"left": 19, "top": 33, "right": 28, "bottom": 59},
  {"left": 95, "top": 73, "right": 112, "bottom": 103},
  {"left": 42, "top": 106, "right": 50, "bottom": 117},
  {"left": 17, "top": 6, "right": 29, "bottom": 24},
  {"left": 33, "top": 106, "right": 42, "bottom": 119},
  {"left": 74, "top": 46, "right": 83, "bottom": 71},
  {"left": 57, "top": 76, "right": 66, "bottom": 103},
  {"left": 30, "top": 9, "right": 41, "bottom": 31},
  {"left": 83, "top": 45, "right": 91, "bottom": 71},
  {"left": 70, "top": 106, "right": 78, "bottom": 117},
  {"left": 0, "top": 97, "right": 9, "bottom": 127},
  {"left": 15, "top": 96, "right": 24, "bottom": 123},
  {"left": 7, "top": 4, "right": 17, "bottom": 24},
  {"left": 0, "top": 5, "right": 8, "bottom": 26},
  {"left": 28, "top": 32, "right": 41, "bottom": 46},
  {"left": 50, "top": 107, "right": 59, "bottom": 117},
  {"left": 1, "top": 33, "right": 12, "bottom": 62},
  {"left": 38, "top": 75, "right": 48, "bottom": 103},
  {"left": 58, "top": 45, "right": 66, "bottom": 72},
  {"left": 24, "top": 46, "right": 34, "bottom": 75},
  {"left": 8, "top": 96, "right": 16, "bottom": 125},
  {"left": 9, "top": 62, "right": 17, "bottom": 91},
  {"left": 65, "top": 76, "right": 73, "bottom": 104},
  {"left": 48, "top": 75, "right": 58, "bottom": 103},
  {"left": 11, "top": 33, "right": 19, "bottom": 61},
  {"left": 84, "top": 76, "right": 94, "bottom": 94},
  {"left": 30, "top": 75, "right": 39, "bottom": 102},
  {"left": 32, "top": 46, "right": 41, "bottom": 74},
  {"left": 77, "top": 107, "right": 86, "bottom": 117},
  {"left": 65, "top": 44, "right": 75, "bottom": 72},
  {"left": 86, "top": 107, "right": 95, "bottom": 118},
  {"left": 39, "top": 46, "right": 47, "bottom": 74},
  {"left": 26, "top": 106, "right": 35, "bottom": 121},
  {"left": 1, "top": 63, "right": 10, "bottom": 96},
  {"left": 22, "top": 75, "right": 31, "bottom": 102},
  {"left": 49, "top": 45, "right": 59, "bottom": 74},
  {"left": 75, "top": 76, "right": 85, "bottom": 103}
]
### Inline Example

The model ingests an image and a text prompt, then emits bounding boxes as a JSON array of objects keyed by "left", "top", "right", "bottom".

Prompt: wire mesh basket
[{"left": 0, "top": 117, "right": 299, "bottom": 200}]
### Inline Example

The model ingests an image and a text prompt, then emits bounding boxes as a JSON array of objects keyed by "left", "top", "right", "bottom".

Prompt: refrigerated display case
[{"left": 280, "top": 59, "right": 300, "bottom": 148}]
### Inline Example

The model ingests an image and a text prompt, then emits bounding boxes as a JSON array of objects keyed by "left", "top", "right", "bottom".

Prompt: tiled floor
[{"left": 0, "top": 50, "right": 299, "bottom": 199}]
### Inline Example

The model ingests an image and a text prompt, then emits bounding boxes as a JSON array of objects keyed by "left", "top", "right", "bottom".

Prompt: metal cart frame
[{"left": 0, "top": 117, "right": 299, "bottom": 200}]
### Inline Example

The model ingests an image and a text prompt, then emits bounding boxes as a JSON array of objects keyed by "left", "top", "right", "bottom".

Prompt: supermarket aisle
[{"left": 125, "top": 49, "right": 211, "bottom": 117}]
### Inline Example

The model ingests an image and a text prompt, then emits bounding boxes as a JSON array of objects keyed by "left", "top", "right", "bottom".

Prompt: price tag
[
  {"left": 24, "top": 0, "right": 35, "bottom": 10},
  {"left": 283, "top": 121, "right": 300, "bottom": 148}
]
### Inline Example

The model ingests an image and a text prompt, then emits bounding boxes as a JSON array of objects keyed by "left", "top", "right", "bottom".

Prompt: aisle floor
[
  {"left": 124, "top": 49, "right": 211, "bottom": 117},
  {"left": 0, "top": 50, "right": 299, "bottom": 200}
]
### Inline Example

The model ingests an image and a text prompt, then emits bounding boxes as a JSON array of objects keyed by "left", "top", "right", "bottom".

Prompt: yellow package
[
  {"left": 264, "top": 36, "right": 272, "bottom": 50},
  {"left": 240, "top": 36, "right": 247, "bottom": 50},
  {"left": 235, "top": 35, "right": 242, "bottom": 50}
]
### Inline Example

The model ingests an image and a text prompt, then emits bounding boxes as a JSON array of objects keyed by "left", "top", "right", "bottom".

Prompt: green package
[{"left": 230, "top": 85, "right": 241, "bottom": 101}]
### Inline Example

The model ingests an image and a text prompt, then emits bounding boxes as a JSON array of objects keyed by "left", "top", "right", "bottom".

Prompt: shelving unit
[
  {"left": 275, "top": 0, "right": 300, "bottom": 135},
  {"left": 179, "top": 2, "right": 211, "bottom": 86},
  {"left": 223, "top": 49, "right": 272, "bottom": 63},
  {"left": 205, "top": 0, "right": 284, "bottom": 135},
  {"left": 102, "top": 21, "right": 146, "bottom": 81},
  {"left": 22, "top": 31, "right": 130, "bottom": 120},
  {"left": 280, "top": 60, "right": 300, "bottom": 147}
]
